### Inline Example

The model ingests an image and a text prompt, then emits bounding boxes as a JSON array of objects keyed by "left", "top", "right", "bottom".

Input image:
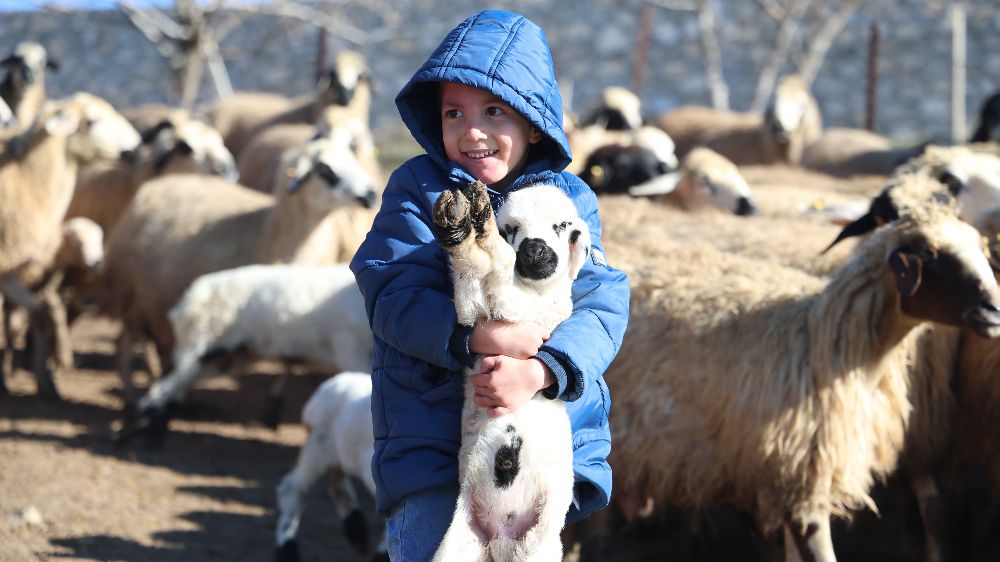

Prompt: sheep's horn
[{"left": 821, "top": 212, "right": 878, "bottom": 254}]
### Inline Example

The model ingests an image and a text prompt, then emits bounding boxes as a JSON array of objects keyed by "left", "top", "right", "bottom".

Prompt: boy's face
[{"left": 441, "top": 82, "right": 542, "bottom": 187}]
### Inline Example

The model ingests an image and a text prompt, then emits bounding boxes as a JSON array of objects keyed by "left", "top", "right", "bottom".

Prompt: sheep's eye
[
  {"left": 504, "top": 224, "right": 518, "bottom": 241},
  {"left": 553, "top": 221, "right": 568, "bottom": 235},
  {"left": 938, "top": 171, "right": 964, "bottom": 196}
]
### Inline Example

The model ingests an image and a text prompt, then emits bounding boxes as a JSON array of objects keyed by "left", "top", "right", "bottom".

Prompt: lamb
[
  {"left": 119, "top": 262, "right": 371, "bottom": 445},
  {"left": 206, "top": 50, "right": 371, "bottom": 160},
  {"left": 429, "top": 181, "right": 591, "bottom": 562},
  {"left": 0, "top": 92, "right": 139, "bottom": 398},
  {"left": 605, "top": 180, "right": 1000, "bottom": 562},
  {"left": 801, "top": 127, "right": 927, "bottom": 178},
  {"left": 0, "top": 42, "right": 57, "bottom": 131},
  {"left": 628, "top": 147, "right": 756, "bottom": 216},
  {"left": 66, "top": 113, "right": 238, "bottom": 238},
  {"left": 566, "top": 124, "right": 678, "bottom": 177},
  {"left": 0, "top": 217, "right": 103, "bottom": 393},
  {"left": 275, "top": 372, "right": 386, "bottom": 562},
  {"left": 970, "top": 91, "right": 1000, "bottom": 143},
  {"left": 657, "top": 74, "right": 822, "bottom": 166},
  {"left": 98, "top": 134, "right": 377, "bottom": 400}
]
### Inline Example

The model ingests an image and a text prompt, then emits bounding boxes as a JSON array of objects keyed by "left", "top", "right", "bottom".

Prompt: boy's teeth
[{"left": 466, "top": 149, "right": 497, "bottom": 159}]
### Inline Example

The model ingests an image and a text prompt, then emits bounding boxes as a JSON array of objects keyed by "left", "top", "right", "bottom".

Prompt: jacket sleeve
[
  {"left": 535, "top": 176, "right": 630, "bottom": 402},
  {"left": 349, "top": 166, "right": 467, "bottom": 372}
]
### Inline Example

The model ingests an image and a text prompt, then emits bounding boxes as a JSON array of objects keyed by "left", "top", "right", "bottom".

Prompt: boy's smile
[{"left": 441, "top": 82, "right": 541, "bottom": 187}]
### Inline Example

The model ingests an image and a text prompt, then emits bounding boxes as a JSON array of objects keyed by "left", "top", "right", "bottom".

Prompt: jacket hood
[{"left": 396, "top": 10, "right": 572, "bottom": 178}]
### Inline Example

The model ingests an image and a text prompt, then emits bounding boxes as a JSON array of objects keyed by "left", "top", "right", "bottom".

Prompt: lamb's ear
[
  {"left": 43, "top": 108, "right": 79, "bottom": 137},
  {"left": 889, "top": 249, "right": 923, "bottom": 297},
  {"left": 567, "top": 219, "right": 592, "bottom": 280}
]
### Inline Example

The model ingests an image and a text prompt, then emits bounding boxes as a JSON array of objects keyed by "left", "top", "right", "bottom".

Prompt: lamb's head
[
  {"left": 136, "top": 117, "right": 238, "bottom": 181},
  {"left": 34, "top": 93, "right": 141, "bottom": 163},
  {"left": 580, "top": 86, "right": 642, "bottom": 131},
  {"left": 497, "top": 186, "right": 591, "bottom": 290},
  {"left": 0, "top": 41, "right": 57, "bottom": 88},
  {"left": 57, "top": 217, "right": 104, "bottom": 271},
  {"left": 281, "top": 135, "right": 378, "bottom": 210},
  {"left": 318, "top": 50, "right": 371, "bottom": 107},
  {"left": 764, "top": 75, "right": 820, "bottom": 142},
  {"left": 883, "top": 201, "right": 1000, "bottom": 338}
]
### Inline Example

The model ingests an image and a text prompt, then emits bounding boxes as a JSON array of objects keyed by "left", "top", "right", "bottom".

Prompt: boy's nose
[{"left": 464, "top": 126, "right": 488, "bottom": 141}]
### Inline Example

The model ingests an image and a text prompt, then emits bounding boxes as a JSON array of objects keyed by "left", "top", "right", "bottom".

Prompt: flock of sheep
[{"left": 3, "top": 34, "right": 1000, "bottom": 562}]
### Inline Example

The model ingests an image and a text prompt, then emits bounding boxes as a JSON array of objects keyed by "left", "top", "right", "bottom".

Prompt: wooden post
[
  {"left": 864, "top": 22, "right": 879, "bottom": 132},
  {"left": 631, "top": 4, "right": 655, "bottom": 94},
  {"left": 951, "top": 3, "right": 967, "bottom": 142}
]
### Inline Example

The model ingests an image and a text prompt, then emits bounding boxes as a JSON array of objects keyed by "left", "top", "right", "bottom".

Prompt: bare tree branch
[
  {"left": 754, "top": 0, "right": 786, "bottom": 20},
  {"left": 750, "top": 0, "right": 814, "bottom": 112},
  {"left": 797, "top": 0, "right": 863, "bottom": 85},
  {"left": 695, "top": 0, "right": 729, "bottom": 109},
  {"left": 644, "top": 0, "right": 696, "bottom": 10}
]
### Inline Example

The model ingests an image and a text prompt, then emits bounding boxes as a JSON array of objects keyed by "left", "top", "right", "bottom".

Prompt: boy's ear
[{"left": 529, "top": 127, "right": 542, "bottom": 144}]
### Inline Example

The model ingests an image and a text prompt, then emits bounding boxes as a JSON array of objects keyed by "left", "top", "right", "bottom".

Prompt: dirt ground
[{"left": 3, "top": 313, "right": 1000, "bottom": 562}]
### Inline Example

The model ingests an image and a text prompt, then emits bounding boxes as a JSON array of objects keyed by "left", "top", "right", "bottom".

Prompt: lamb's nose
[{"left": 515, "top": 238, "right": 558, "bottom": 280}]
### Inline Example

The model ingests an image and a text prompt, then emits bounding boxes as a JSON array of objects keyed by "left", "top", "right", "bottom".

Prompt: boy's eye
[
  {"left": 444, "top": 109, "right": 462, "bottom": 119},
  {"left": 485, "top": 106, "right": 504, "bottom": 117}
]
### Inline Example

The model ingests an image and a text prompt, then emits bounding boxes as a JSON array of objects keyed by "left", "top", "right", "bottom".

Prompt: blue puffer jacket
[{"left": 349, "top": 9, "right": 630, "bottom": 524}]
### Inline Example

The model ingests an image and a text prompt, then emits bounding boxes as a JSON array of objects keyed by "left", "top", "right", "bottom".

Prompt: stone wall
[{"left": 2, "top": 0, "right": 997, "bottom": 142}]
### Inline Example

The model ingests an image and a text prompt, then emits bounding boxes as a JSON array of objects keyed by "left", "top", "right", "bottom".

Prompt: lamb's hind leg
[
  {"left": 783, "top": 515, "right": 836, "bottom": 562},
  {"left": 432, "top": 490, "right": 488, "bottom": 562}
]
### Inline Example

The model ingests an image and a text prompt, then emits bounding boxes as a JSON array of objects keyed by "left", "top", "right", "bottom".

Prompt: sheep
[
  {"left": 237, "top": 105, "right": 381, "bottom": 195},
  {"left": 429, "top": 181, "right": 591, "bottom": 562},
  {"left": 801, "top": 127, "right": 927, "bottom": 178},
  {"left": 628, "top": 147, "right": 757, "bottom": 216},
  {"left": 605, "top": 185, "right": 1000, "bottom": 562},
  {"left": 0, "top": 42, "right": 57, "bottom": 132},
  {"left": 275, "top": 372, "right": 386, "bottom": 562},
  {"left": 656, "top": 74, "right": 822, "bottom": 166},
  {"left": 970, "top": 91, "right": 1000, "bottom": 143},
  {"left": 206, "top": 50, "right": 371, "bottom": 160},
  {"left": 117, "top": 262, "right": 371, "bottom": 446},
  {"left": 579, "top": 86, "right": 642, "bottom": 131},
  {"left": 98, "top": 134, "right": 377, "bottom": 401},
  {"left": 0, "top": 217, "right": 103, "bottom": 394},
  {"left": 578, "top": 144, "right": 672, "bottom": 194},
  {"left": 65, "top": 113, "right": 237, "bottom": 239},
  {"left": 0, "top": 96, "right": 14, "bottom": 130},
  {"left": 0, "top": 92, "right": 139, "bottom": 398},
  {"left": 825, "top": 145, "right": 1000, "bottom": 251}
]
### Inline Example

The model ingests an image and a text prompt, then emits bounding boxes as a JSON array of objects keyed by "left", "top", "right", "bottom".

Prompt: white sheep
[
  {"left": 579, "top": 86, "right": 642, "bottom": 131},
  {"left": 98, "top": 134, "right": 377, "bottom": 400},
  {"left": 123, "top": 263, "right": 371, "bottom": 444},
  {"left": 275, "top": 372, "right": 384, "bottom": 562},
  {"left": 627, "top": 146, "right": 756, "bottom": 216},
  {"left": 657, "top": 74, "right": 822, "bottom": 166},
  {"left": 66, "top": 113, "right": 238, "bottom": 238},
  {"left": 606, "top": 179, "right": 1000, "bottom": 562},
  {"left": 429, "top": 181, "right": 591, "bottom": 562},
  {"left": 0, "top": 42, "right": 57, "bottom": 131},
  {"left": 0, "top": 92, "right": 139, "bottom": 398}
]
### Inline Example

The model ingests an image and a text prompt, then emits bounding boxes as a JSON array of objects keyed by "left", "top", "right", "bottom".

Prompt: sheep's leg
[
  {"left": 144, "top": 339, "right": 163, "bottom": 379},
  {"left": 0, "top": 276, "right": 58, "bottom": 399},
  {"left": 783, "top": 515, "right": 836, "bottom": 562},
  {"left": 275, "top": 428, "right": 334, "bottom": 562},
  {"left": 910, "top": 473, "right": 945, "bottom": 562},
  {"left": 0, "top": 297, "right": 10, "bottom": 394},
  {"left": 115, "top": 330, "right": 138, "bottom": 404},
  {"left": 39, "top": 274, "right": 73, "bottom": 370},
  {"left": 117, "top": 354, "right": 206, "bottom": 448},
  {"left": 327, "top": 471, "right": 370, "bottom": 554},
  {"left": 262, "top": 368, "right": 292, "bottom": 430}
]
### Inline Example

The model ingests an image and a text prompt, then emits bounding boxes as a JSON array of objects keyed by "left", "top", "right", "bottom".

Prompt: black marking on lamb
[
  {"left": 569, "top": 229, "right": 581, "bottom": 245},
  {"left": 515, "top": 238, "right": 558, "bottom": 280},
  {"left": 505, "top": 424, "right": 515, "bottom": 433},
  {"left": 579, "top": 144, "right": 670, "bottom": 194},
  {"left": 494, "top": 435, "right": 523, "bottom": 489}
]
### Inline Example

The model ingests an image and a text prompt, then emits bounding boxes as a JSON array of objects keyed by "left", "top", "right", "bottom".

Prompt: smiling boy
[{"left": 350, "top": 10, "right": 629, "bottom": 560}]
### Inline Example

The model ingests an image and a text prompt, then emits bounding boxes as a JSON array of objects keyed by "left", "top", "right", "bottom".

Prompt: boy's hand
[
  {"left": 471, "top": 356, "right": 556, "bottom": 418},
  {"left": 470, "top": 320, "right": 549, "bottom": 359}
]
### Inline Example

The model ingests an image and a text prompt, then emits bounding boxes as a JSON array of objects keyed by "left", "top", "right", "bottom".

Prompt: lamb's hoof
[
  {"left": 462, "top": 180, "right": 493, "bottom": 239},
  {"left": 343, "top": 508, "right": 369, "bottom": 554},
  {"left": 275, "top": 540, "right": 300, "bottom": 562},
  {"left": 433, "top": 188, "right": 472, "bottom": 247},
  {"left": 34, "top": 374, "right": 61, "bottom": 401},
  {"left": 115, "top": 402, "right": 174, "bottom": 450}
]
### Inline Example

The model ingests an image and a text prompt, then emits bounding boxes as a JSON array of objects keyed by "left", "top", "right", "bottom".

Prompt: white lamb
[
  {"left": 275, "top": 372, "right": 384, "bottom": 562},
  {"left": 429, "top": 181, "right": 591, "bottom": 562},
  {"left": 125, "top": 263, "right": 372, "bottom": 445}
]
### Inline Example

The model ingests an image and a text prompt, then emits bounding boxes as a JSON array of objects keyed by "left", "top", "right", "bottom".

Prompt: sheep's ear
[
  {"left": 43, "top": 108, "right": 79, "bottom": 136},
  {"left": 46, "top": 59, "right": 59, "bottom": 72},
  {"left": 889, "top": 249, "right": 923, "bottom": 297},
  {"left": 567, "top": 219, "right": 592, "bottom": 280}
]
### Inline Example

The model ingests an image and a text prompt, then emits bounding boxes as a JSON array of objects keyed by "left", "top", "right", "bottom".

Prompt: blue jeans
[{"left": 386, "top": 484, "right": 460, "bottom": 562}]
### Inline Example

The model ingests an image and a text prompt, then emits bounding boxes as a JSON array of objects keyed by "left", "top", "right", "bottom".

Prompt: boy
[{"left": 350, "top": 9, "right": 629, "bottom": 560}]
